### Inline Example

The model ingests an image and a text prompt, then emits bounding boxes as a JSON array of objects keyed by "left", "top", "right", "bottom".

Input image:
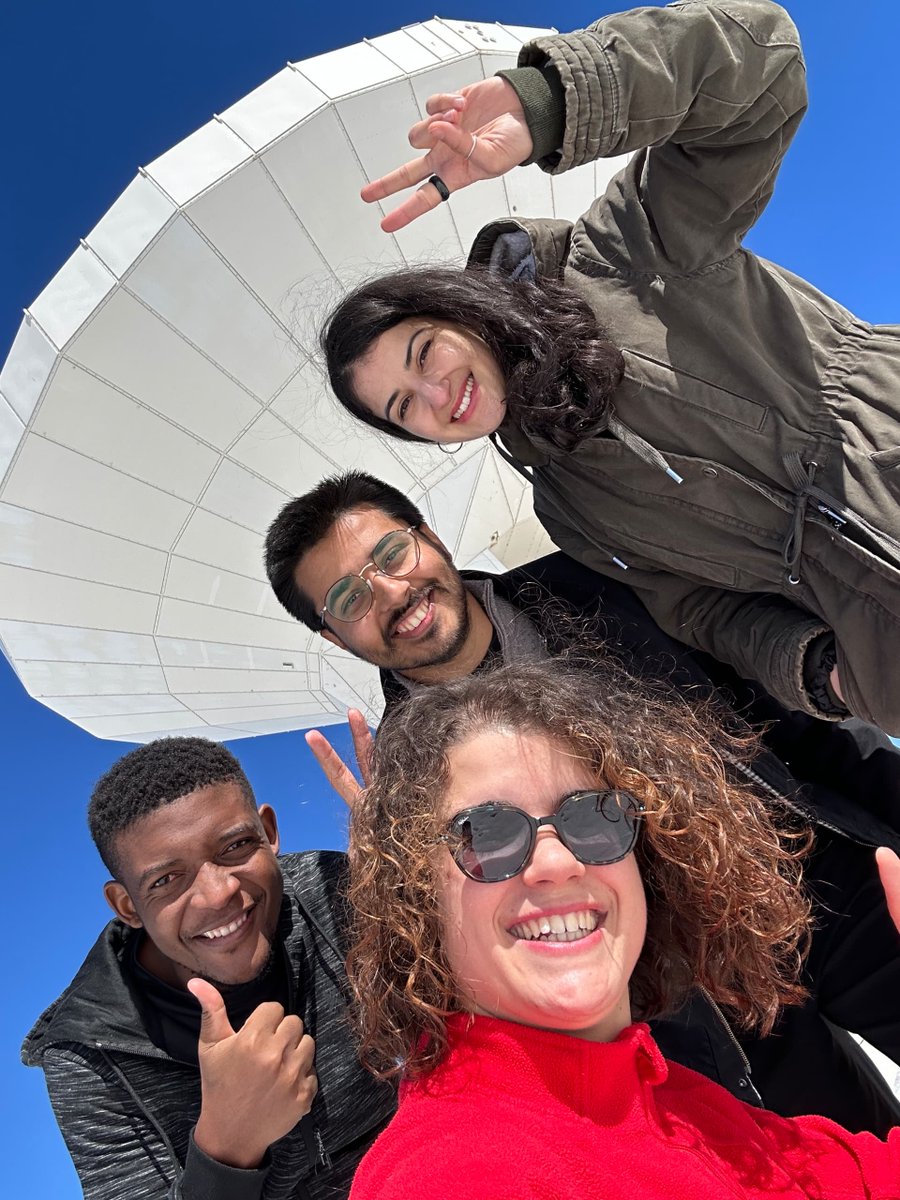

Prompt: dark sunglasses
[{"left": 442, "top": 790, "right": 643, "bottom": 883}]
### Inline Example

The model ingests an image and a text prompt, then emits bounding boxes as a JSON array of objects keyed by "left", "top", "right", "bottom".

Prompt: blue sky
[{"left": 3, "top": 0, "right": 899, "bottom": 1194}]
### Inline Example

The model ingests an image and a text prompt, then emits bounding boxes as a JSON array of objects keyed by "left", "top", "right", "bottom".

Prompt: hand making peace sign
[{"left": 360, "top": 77, "right": 534, "bottom": 233}]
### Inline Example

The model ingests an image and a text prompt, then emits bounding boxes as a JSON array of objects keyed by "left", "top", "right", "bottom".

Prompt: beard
[
  {"left": 199, "top": 942, "right": 277, "bottom": 993},
  {"left": 387, "top": 579, "right": 471, "bottom": 671}
]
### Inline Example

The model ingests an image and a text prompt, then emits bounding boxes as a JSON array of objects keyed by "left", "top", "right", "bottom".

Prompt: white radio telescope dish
[{"left": 0, "top": 17, "right": 627, "bottom": 741}]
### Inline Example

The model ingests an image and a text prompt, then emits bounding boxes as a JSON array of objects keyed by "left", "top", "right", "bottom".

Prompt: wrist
[
  {"left": 496, "top": 64, "right": 564, "bottom": 164},
  {"left": 194, "top": 1113, "right": 266, "bottom": 1170}
]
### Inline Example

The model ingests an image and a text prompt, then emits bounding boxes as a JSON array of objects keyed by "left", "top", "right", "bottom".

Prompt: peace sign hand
[{"left": 361, "top": 77, "right": 533, "bottom": 233}]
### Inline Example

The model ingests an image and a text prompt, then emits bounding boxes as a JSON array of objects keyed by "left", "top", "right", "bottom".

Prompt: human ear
[
  {"left": 258, "top": 804, "right": 281, "bottom": 855},
  {"left": 104, "top": 881, "right": 143, "bottom": 929}
]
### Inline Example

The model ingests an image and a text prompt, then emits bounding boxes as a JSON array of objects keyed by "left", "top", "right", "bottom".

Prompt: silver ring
[{"left": 465, "top": 133, "right": 478, "bottom": 161}]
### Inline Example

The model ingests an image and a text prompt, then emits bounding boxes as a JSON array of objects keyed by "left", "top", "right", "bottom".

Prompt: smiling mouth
[
  {"left": 509, "top": 910, "right": 603, "bottom": 944},
  {"left": 392, "top": 588, "right": 433, "bottom": 637},
  {"left": 197, "top": 908, "right": 253, "bottom": 941},
  {"left": 451, "top": 375, "right": 474, "bottom": 421}
]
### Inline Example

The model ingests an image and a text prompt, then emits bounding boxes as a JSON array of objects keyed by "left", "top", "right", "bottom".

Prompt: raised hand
[
  {"left": 876, "top": 847, "right": 900, "bottom": 935},
  {"left": 188, "top": 978, "right": 317, "bottom": 1169},
  {"left": 305, "top": 708, "right": 374, "bottom": 808},
  {"left": 361, "top": 76, "right": 533, "bottom": 233}
]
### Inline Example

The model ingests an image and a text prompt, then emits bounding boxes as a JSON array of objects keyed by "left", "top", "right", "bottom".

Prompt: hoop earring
[{"left": 438, "top": 442, "right": 463, "bottom": 455}]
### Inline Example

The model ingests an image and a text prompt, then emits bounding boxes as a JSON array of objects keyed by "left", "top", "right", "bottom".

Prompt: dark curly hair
[
  {"left": 89, "top": 737, "right": 255, "bottom": 878},
  {"left": 348, "top": 659, "right": 812, "bottom": 1080},
  {"left": 266, "top": 470, "right": 426, "bottom": 630},
  {"left": 321, "top": 265, "right": 625, "bottom": 452}
]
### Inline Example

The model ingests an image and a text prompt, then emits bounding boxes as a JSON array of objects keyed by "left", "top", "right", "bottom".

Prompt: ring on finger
[
  {"left": 428, "top": 174, "right": 451, "bottom": 202},
  {"left": 465, "top": 133, "right": 478, "bottom": 162}
]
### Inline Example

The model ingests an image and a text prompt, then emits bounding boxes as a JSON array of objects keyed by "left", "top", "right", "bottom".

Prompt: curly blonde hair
[{"left": 347, "top": 659, "right": 811, "bottom": 1080}]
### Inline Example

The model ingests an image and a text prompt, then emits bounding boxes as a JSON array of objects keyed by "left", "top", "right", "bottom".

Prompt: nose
[
  {"left": 520, "top": 827, "right": 585, "bottom": 886},
  {"left": 191, "top": 860, "right": 241, "bottom": 909},
  {"left": 419, "top": 376, "right": 450, "bottom": 411},
  {"left": 367, "top": 569, "right": 412, "bottom": 609}
]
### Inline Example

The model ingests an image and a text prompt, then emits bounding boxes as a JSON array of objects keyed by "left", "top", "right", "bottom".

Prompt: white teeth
[
  {"left": 509, "top": 910, "right": 601, "bottom": 943},
  {"left": 451, "top": 375, "right": 474, "bottom": 421},
  {"left": 395, "top": 594, "right": 430, "bottom": 635},
  {"left": 200, "top": 910, "right": 250, "bottom": 940}
]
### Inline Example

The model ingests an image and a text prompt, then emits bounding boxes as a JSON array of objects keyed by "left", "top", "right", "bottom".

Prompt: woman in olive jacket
[{"left": 322, "top": 0, "right": 900, "bottom": 733}]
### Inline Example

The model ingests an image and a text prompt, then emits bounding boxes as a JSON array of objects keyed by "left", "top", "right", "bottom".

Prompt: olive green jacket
[{"left": 472, "top": 0, "right": 900, "bottom": 731}]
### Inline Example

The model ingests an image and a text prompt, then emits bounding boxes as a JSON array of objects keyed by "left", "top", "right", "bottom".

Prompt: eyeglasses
[
  {"left": 321, "top": 527, "right": 420, "bottom": 624},
  {"left": 442, "top": 790, "right": 643, "bottom": 883}
]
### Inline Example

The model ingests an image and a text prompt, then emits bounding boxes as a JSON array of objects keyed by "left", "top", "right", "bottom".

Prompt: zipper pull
[
  {"left": 816, "top": 502, "right": 848, "bottom": 530},
  {"left": 314, "top": 1128, "right": 333, "bottom": 1173}
]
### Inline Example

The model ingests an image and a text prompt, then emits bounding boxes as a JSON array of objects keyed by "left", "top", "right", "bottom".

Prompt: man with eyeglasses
[{"left": 265, "top": 469, "right": 900, "bottom": 1137}]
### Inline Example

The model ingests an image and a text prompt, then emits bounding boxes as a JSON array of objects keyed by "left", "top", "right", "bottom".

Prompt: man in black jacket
[
  {"left": 265, "top": 469, "right": 900, "bottom": 1135},
  {"left": 22, "top": 737, "right": 395, "bottom": 1200}
]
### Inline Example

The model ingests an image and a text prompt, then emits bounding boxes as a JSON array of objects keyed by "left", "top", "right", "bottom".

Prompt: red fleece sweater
[{"left": 350, "top": 1015, "right": 900, "bottom": 1199}]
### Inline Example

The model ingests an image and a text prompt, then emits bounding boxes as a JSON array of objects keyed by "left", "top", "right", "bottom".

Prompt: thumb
[
  {"left": 876, "top": 847, "right": 900, "bottom": 934},
  {"left": 187, "top": 978, "right": 235, "bottom": 1045}
]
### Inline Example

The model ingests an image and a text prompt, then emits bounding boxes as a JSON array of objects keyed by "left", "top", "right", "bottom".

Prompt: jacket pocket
[
  {"left": 625, "top": 353, "right": 771, "bottom": 433},
  {"left": 872, "top": 446, "right": 900, "bottom": 500}
]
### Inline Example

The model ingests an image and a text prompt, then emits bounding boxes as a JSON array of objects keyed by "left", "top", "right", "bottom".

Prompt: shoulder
[
  {"left": 491, "top": 552, "right": 655, "bottom": 623},
  {"left": 280, "top": 849, "right": 348, "bottom": 890},
  {"left": 22, "top": 922, "right": 138, "bottom": 1066},
  {"left": 280, "top": 850, "right": 350, "bottom": 944},
  {"left": 352, "top": 1098, "right": 551, "bottom": 1200}
]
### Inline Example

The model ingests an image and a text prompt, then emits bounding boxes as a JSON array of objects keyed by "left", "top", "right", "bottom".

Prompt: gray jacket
[
  {"left": 22, "top": 852, "right": 396, "bottom": 1200},
  {"left": 474, "top": 0, "right": 900, "bottom": 732}
]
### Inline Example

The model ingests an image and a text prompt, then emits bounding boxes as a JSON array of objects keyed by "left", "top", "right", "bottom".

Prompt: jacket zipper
[
  {"left": 721, "top": 751, "right": 872, "bottom": 847},
  {"left": 698, "top": 988, "right": 762, "bottom": 1105}
]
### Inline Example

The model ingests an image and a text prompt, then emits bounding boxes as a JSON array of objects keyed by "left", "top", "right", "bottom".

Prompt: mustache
[{"left": 388, "top": 585, "right": 435, "bottom": 633}]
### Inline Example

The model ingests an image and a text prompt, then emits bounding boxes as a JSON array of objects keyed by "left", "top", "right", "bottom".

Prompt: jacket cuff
[
  {"left": 802, "top": 632, "right": 849, "bottom": 718},
  {"left": 515, "top": 31, "right": 611, "bottom": 174},
  {"left": 180, "top": 1130, "right": 271, "bottom": 1200},
  {"left": 496, "top": 66, "right": 566, "bottom": 166},
  {"left": 775, "top": 620, "right": 843, "bottom": 722}
]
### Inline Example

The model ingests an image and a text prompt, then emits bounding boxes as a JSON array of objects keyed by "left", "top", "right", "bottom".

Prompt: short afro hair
[{"left": 88, "top": 737, "right": 256, "bottom": 879}]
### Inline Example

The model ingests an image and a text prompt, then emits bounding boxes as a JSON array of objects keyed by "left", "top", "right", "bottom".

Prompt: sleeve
[
  {"left": 506, "top": 0, "right": 807, "bottom": 272},
  {"left": 691, "top": 651, "right": 900, "bottom": 824},
  {"left": 613, "top": 566, "right": 833, "bottom": 719},
  {"left": 42, "top": 1048, "right": 270, "bottom": 1200},
  {"left": 752, "top": 1108, "right": 900, "bottom": 1193}
]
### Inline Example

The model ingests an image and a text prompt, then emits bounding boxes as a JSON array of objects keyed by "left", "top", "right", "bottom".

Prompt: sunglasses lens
[
  {"left": 558, "top": 791, "right": 638, "bottom": 864},
  {"left": 453, "top": 805, "right": 533, "bottom": 882}
]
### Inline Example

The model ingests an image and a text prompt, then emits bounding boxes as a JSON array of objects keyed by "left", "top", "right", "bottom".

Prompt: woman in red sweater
[{"left": 346, "top": 659, "right": 900, "bottom": 1199}]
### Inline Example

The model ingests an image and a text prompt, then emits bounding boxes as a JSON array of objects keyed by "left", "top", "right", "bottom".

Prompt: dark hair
[
  {"left": 348, "top": 660, "right": 811, "bottom": 1080},
  {"left": 89, "top": 737, "right": 256, "bottom": 878},
  {"left": 321, "top": 265, "right": 625, "bottom": 452},
  {"left": 265, "top": 470, "right": 426, "bottom": 630}
]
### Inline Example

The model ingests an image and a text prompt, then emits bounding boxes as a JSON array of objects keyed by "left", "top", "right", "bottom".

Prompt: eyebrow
[
  {"left": 384, "top": 327, "right": 426, "bottom": 423},
  {"left": 137, "top": 822, "right": 260, "bottom": 889}
]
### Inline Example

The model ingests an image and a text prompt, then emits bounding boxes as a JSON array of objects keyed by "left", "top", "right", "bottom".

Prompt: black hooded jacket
[{"left": 22, "top": 851, "right": 396, "bottom": 1200}]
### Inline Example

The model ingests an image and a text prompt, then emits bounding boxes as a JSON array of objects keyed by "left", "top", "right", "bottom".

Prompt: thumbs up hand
[
  {"left": 188, "top": 978, "right": 318, "bottom": 1169},
  {"left": 876, "top": 847, "right": 900, "bottom": 935}
]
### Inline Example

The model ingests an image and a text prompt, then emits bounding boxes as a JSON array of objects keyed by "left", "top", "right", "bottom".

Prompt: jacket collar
[
  {"left": 409, "top": 1013, "right": 668, "bottom": 1124},
  {"left": 467, "top": 217, "right": 573, "bottom": 281}
]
